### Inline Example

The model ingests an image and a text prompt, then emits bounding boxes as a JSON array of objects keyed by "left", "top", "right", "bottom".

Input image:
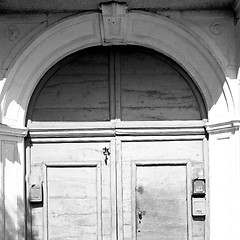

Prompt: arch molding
[{"left": 0, "top": 11, "right": 233, "bottom": 127}]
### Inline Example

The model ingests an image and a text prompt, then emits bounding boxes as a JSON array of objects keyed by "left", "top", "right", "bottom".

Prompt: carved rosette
[
  {"left": 100, "top": 1, "right": 128, "bottom": 45},
  {"left": 209, "top": 21, "right": 224, "bottom": 36},
  {"left": 4, "top": 25, "right": 20, "bottom": 41}
]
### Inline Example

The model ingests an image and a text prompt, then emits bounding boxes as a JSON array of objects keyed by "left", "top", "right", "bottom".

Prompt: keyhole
[
  {"left": 138, "top": 209, "right": 143, "bottom": 224},
  {"left": 137, "top": 208, "right": 145, "bottom": 233}
]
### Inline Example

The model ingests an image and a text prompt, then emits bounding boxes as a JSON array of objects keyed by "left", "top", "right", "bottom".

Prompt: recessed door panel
[
  {"left": 46, "top": 166, "right": 99, "bottom": 240},
  {"left": 31, "top": 48, "right": 110, "bottom": 122},
  {"left": 120, "top": 48, "right": 202, "bottom": 121},
  {"left": 136, "top": 164, "right": 188, "bottom": 240}
]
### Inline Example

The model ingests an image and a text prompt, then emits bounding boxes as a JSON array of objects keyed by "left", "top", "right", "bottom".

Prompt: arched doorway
[{"left": 26, "top": 45, "right": 207, "bottom": 239}]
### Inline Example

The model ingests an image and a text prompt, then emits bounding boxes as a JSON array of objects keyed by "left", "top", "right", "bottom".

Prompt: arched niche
[{"left": 0, "top": 10, "right": 233, "bottom": 127}]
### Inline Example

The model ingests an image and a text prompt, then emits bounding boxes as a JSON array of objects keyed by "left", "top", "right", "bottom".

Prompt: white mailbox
[{"left": 192, "top": 197, "right": 206, "bottom": 217}]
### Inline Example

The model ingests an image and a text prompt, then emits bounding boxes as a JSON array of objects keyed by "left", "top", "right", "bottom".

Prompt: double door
[
  {"left": 26, "top": 45, "right": 207, "bottom": 239},
  {"left": 28, "top": 137, "right": 206, "bottom": 240}
]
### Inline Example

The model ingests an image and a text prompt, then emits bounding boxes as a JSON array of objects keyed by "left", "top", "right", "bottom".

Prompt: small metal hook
[{"left": 103, "top": 147, "right": 110, "bottom": 165}]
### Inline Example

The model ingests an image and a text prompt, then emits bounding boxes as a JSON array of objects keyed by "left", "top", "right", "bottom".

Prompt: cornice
[
  {"left": 206, "top": 119, "right": 240, "bottom": 134},
  {"left": 0, "top": 124, "right": 28, "bottom": 137},
  {"left": 0, "top": 120, "right": 239, "bottom": 137}
]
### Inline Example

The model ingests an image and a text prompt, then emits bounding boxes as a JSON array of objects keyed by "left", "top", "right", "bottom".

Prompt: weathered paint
[{"left": 28, "top": 46, "right": 203, "bottom": 123}]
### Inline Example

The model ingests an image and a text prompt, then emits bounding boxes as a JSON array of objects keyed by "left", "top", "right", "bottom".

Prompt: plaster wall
[
  {"left": 0, "top": 10, "right": 237, "bottom": 79},
  {"left": 0, "top": 8, "right": 240, "bottom": 240},
  {"left": 0, "top": 10, "right": 238, "bottom": 117}
]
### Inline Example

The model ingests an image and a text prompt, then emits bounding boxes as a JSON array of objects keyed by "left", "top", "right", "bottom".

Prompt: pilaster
[
  {"left": 0, "top": 124, "right": 27, "bottom": 240},
  {"left": 206, "top": 120, "right": 240, "bottom": 240}
]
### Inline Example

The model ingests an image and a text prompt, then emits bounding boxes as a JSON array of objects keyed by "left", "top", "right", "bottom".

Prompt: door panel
[
  {"left": 46, "top": 166, "right": 100, "bottom": 240},
  {"left": 120, "top": 48, "right": 201, "bottom": 121},
  {"left": 31, "top": 48, "right": 110, "bottom": 122},
  {"left": 30, "top": 142, "right": 113, "bottom": 240},
  {"left": 136, "top": 164, "right": 188, "bottom": 240},
  {"left": 121, "top": 141, "right": 203, "bottom": 162}
]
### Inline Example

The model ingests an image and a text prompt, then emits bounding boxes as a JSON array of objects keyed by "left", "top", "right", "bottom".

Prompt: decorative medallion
[
  {"left": 100, "top": 1, "right": 128, "bottom": 45},
  {"left": 209, "top": 21, "right": 224, "bottom": 36},
  {"left": 4, "top": 25, "right": 20, "bottom": 41}
]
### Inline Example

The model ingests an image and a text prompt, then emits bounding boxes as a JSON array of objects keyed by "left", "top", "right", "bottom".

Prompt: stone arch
[{"left": 0, "top": 10, "right": 233, "bottom": 127}]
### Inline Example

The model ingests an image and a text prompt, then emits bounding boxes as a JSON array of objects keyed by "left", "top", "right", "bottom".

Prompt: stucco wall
[
  {"left": 0, "top": 10, "right": 237, "bottom": 78},
  {"left": 0, "top": 10, "right": 237, "bottom": 115}
]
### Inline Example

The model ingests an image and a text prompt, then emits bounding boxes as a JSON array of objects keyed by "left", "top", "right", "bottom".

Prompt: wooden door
[
  {"left": 119, "top": 140, "right": 205, "bottom": 240},
  {"left": 26, "top": 46, "right": 207, "bottom": 240},
  {"left": 29, "top": 142, "right": 116, "bottom": 240}
]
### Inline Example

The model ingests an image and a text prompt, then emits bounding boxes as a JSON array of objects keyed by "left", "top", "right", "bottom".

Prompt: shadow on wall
[
  {"left": 2, "top": 138, "right": 38, "bottom": 240},
  {"left": 4, "top": 197, "right": 37, "bottom": 240},
  {"left": 4, "top": 198, "right": 42, "bottom": 240}
]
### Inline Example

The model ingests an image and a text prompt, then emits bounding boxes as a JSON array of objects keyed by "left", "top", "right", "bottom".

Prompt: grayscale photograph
[{"left": 0, "top": 0, "right": 239, "bottom": 239}]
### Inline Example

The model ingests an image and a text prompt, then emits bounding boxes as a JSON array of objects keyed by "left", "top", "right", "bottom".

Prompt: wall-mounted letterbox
[
  {"left": 192, "top": 179, "right": 206, "bottom": 196},
  {"left": 192, "top": 197, "right": 206, "bottom": 217},
  {"left": 192, "top": 178, "right": 206, "bottom": 217},
  {"left": 29, "top": 183, "right": 42, "bottom": 203}
]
